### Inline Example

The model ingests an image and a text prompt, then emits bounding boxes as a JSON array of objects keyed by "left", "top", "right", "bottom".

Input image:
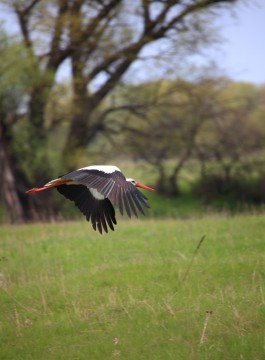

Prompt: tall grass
[{"left": 0, "top": 215, "right": 265, "bottom": 359}]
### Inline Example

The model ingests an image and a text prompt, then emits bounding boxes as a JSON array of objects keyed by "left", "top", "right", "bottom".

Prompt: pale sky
[
  {"left": 0, "top": 1, "right": 264, "bottom": 85},
  {"left": 215, "top": 0, "right": 265, "bottom": 84}
]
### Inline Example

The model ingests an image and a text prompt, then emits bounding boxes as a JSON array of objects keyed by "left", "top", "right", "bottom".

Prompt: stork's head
[{"left": 126, "top": 178, "right": 154, "bottom": 191}]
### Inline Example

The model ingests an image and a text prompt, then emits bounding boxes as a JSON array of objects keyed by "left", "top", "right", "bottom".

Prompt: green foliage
[
  {"left": 0, "top": 32, "right": 32, "bottom": 113},
  {"left": 1, "top": 215, "right": 265, "bottom": 359},
  {"left": 104, "top": 77, "right": 265, "bottom": 198},
  {"left": 0, "top": 30, "right": 55, "bottom": 181},
  {"left": 0, "top": 30, "right": 49, "bottom": 105}
]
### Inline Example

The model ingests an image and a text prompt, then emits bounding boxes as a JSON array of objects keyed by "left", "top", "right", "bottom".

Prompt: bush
[{"left": 196, "top": 173, "right": 265, "bottom": 208}]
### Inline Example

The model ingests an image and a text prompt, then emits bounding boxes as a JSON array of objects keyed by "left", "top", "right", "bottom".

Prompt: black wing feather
[
  {"left": 134, "top": 188, "right": 150, "bottom": 208},
  {"left": 117, "top": 187, "right": 124, "bottom": 215},
  {"left": 123, "top": 189, "right": 132, "bottom": 218},
  {"left": 104, "top": 201, "right": 116, "bottom": 231},
  {"left": 100, "top": 212, "right": 108, "bottom": 234},
  {"left": 57, "top": 184, "right": 116, "bottom": 233},
  {"left": 126, "top": 191, "right": 138, "bottom": 217},
  {"left": 131, "top": 192, "right": 145, "bottom": 214}
]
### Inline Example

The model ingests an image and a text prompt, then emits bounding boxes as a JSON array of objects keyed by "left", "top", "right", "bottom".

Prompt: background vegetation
[{"left": 2, "top": 0, "right": 264, "bottom": 223}]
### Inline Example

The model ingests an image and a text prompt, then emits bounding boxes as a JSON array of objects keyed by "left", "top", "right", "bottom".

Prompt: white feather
[
  {"left": 44, "top": 177, "right": 62, "bottom": 186},
  {"left": 79, "top": 165, "right": 121, "bottom": 174},
  {"left": 89, "top": 188, "right": 105, "bottom": 200}
]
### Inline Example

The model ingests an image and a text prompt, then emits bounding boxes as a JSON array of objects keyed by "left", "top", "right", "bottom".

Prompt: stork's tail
[{"left": 25, "top": 178, "right": 68, "bottom": 194}]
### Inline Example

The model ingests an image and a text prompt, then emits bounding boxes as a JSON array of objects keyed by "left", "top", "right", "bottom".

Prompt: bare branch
[
  {"left": 47, "top": 0, "right": 70, "bottom": 70},
  {"left": 141, "top": 0, "right": 152, "bottom": 31},
  {"left": 85, "top": 0, "right": 233, "bottom": 97},
  {"left": 23, "top": 0, "right": 41, "bottom": 14},
  {"left": 82, "top": 0, "right": 122, "bottom": 40},
  {"left": 14, "top": 0, "right": 42, "bottom": 47},
  {"left": 15, "top": 10, "right": 31, "bottom": 47},
  {"left": 156, "top": 0, "right": 233, "bottom": 36}
]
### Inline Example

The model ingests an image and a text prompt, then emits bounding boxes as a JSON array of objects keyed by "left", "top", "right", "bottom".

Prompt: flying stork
[{"left": 26, "top": 165, "right": 154, "bottom": 234}]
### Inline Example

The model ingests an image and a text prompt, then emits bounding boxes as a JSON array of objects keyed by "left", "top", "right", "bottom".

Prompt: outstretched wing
[
  {"left": 61, "top": 168, "right": 150, "bottom": 218},
  {"left": 57, "top": 184, "right": 117, "bottom": 234}
]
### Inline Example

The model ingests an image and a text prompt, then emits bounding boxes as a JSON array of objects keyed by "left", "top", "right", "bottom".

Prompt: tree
[
  {"left": 195, "top": 80, "right": 265, "bottom": 201},
  {"left": 0, "top": 0, "right": 239, "bottom": 220},
  {"left": 105, "top": 77, "right": 222, "bottom": 195},
  {"left": 2, "top": 0, "right": 239, "bottom": 162}
]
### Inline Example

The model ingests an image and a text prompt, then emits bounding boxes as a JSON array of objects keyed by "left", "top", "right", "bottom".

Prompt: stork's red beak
[{"left": 135, "top": 182, "right": 155, "bottom": 191}]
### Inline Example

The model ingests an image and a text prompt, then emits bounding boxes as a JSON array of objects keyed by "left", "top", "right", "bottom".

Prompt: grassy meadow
[{"left": 0, "top": 215, "right": 265, "bottom": 359}]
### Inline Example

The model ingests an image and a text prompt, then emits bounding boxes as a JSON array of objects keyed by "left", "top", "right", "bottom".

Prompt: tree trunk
[
  {"left": 168, "top": 173, "right": 181, "bottom": 196},
  {"left": 155, "top": 164, "right": 166, "bottom": 194},
  {"left": 62, "top": 96, "right": 96, "bottom": 169},
  {"left": 0, "top": 122, "right": 24, "bottom": 223},
  {"left": 155, "top": 163, "right": 180, "bottom": 196},
  {"left": 155, "top": 151, "right": 191, "bottom": 196},
  {"left": 0, "top": 80, "right": 55, "bottom": 223}
]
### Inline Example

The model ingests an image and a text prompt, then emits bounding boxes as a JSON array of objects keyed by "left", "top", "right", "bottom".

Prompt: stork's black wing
[
  {"left": 61, "top": 169, "right": 150, "bottom": 218},
  {"left": 57, "top": 184, "right": 117, "bottom": 234},
  {"left": 108, "top": 178, "right": 150, "bottom": 218}
]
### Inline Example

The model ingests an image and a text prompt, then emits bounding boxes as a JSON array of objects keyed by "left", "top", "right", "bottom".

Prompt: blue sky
[
  {"left": 215, "top": 0, "right": 265, "bottom": 84},
  {"left": 1, "top": 1, "right": 264, "bottom": 85}
]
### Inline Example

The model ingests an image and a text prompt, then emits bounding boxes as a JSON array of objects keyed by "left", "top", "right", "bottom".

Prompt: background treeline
[
  {"left": 2, "top": 69, "right": 265, "bottom": 221},
  {"left": 1, "top": 0, "right": 263, "bottom": 223}
]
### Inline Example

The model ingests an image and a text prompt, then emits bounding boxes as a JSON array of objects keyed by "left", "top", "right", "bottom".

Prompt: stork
[{"left": 26, "top": 165, "right": 154, "bottom": 234}]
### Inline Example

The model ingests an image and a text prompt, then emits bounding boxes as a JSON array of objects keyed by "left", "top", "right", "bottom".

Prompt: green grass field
[{"left": 1, "top": 215, "right": 265, "bottom": 359}]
